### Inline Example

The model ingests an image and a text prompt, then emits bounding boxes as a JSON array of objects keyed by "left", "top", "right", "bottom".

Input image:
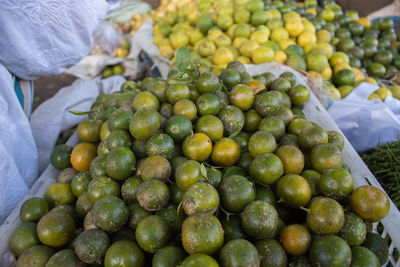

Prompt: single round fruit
[
  {"left": 44, "top": 183, "right": 75, "bottom": 207},
  {"left": 339, "top": 212, "right": 367, "bottom": 246},
  {"left": 182, "top": 182, "right": 220, "bottom": 216},
  {"left": 129, "top": 107, "right": 161, "bottom": 140},
  {"left": 362, "top": 232, "right": 389, "bottom": 265},
  {"left": 211, "top": 138, "right": 241, "bottom": 166},
  {"left": 280, "top": 224, "right": 311, "bottom": 256},
  {"left": 104, "top": 241, "right": 145, "bottom": 267},
  {"left": 105, "top": 147, "right": 136, "bottom": 181},
  {"left": 219, "top": 239, "right": 260, "bottom": 267},
  {"left": 46, "top": 249, "right": 83, "bottom": 267},
  {"left": 276, "top": 174, "right": 311, "bottom": 208},
  {"left": 182, "top": 133, "right": 212, "bottom": 161},
  {"left": 248, "top": 131, "right": 277, "bottom": 158},
  {"left": 166, "top": 115, "right": 193, "bottom": 142},
  {"left": 50, "top": 145, "right": 73, "bottom": 170},
  {"left": 152, "top": 246, "right": 186, "bottom": 267},
  {"left": 254, "top": 91, "right": 282, "bottom": 117},
  {"left": 136, "top": 215, "right": 170, "bottom": 253},
  {"left": 195, "top": 115, "right": 224, "bottom": 142},
  {"left": 74, "top": 229, "right": 110, "bottom": 264},
  {"left": 319, "top": 167, "right": 354, "bottom": 200},
  {"left": 16, "top": 245, "right": 55, "bottom": 267},
  {"left": 241, "top": 200, "right": 279, "bottom": 240},
  {"left": 275, "top": 145, "right": 304, "bottom": 174},
  {"left": 37, "top": 211, "right": 75, "bottom": 247},
  {"left": 92, "top": 195, "right": 129, "bottom": 232},
  {"left": 218, "top": 105, "right": 245, "bottom": 136},
  {"left": 350, "top": 246, "right": 380, "bottom": 267},
  {"left": 19, "top": 197, "right": 49, "bottom": 223},
  {"left": 71, "top": 143, "right": 97, "bottom": 172},
  {"left": 146, "top": 133, "right": 175, "bottom": 159},
  {"left": 218, "top": 175, "right": 255, "bottom": 213},
  {"left": 255, "top": 239, "right": 288, "bottom": 267},
  {"left": 250, "top": 153, "right": 284, "bottom": 185},
  {"left": 307, "top": 197, "right": 345, "bottom": 235},
  {"left": 180, "top": 254, "right": 219, "bottom": 267},
  {"left": 299, "top": 125, "right": 328, "bottom": 150},
  {"left": 309, "top": 235, "right": 352, "bottom": 267},
  {"left": 136, "top": 179, "right": 169, "bottom": 212},
  {"left": 350, "top": 185, "right": 390, "bottom": 222},
  {"left": 9, "top": 222, "right": 40, "bottom": 257},
  {"left": 181, "top": 213, "right": 224, "bottom": 255},
  {"left": 310, "top": 143, "right": 343, "bottom": 173}
]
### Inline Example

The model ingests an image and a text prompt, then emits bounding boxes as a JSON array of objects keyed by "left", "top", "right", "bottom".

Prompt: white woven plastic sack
[
  {"left": 31, "top": 76, "right": 126, "bottom": 174},
  {"left": 328, "top": 82, "right": 400, "bottom": 152}
]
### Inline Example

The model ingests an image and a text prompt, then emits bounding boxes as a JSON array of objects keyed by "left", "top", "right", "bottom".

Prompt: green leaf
[
  {"left": 228, "top": 131, "right": 241, "bottom": 139},
  {"left": 176, "top": 47, "right": 191, "bottom": 72},
  {"left": 200, "top": 163, "right": 208, "bottom": 180},
  {"left": 69, "top": 110, "right": 95, "bottom": 115}
]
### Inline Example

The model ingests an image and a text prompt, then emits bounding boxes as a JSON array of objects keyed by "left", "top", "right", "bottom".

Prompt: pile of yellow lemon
[{"left": 150, "top": 0, "right": 400, "bottom": 100}]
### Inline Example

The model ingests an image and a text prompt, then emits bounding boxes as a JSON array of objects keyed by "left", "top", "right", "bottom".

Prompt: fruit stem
[{"left": 300, "top": 206, "right": 310, "bottom": 212}]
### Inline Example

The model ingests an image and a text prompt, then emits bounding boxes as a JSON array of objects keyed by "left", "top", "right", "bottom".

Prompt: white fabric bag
[{"left": 0, "top": 0, "right": 108, "bottom": 223}]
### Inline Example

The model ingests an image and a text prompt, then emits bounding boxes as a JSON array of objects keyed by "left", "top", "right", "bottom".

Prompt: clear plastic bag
[{"left": 328, "top": 82, "right": 400, "bottom": 152}]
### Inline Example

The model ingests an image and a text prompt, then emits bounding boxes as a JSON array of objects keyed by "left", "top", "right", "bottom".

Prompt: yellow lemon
[
  {"left": 318, "top": 42, "right": 333, "bottom": 58},
  {"left": 368, "top": 93, "right": 381, "bottom": 100},
  {"left": 317, "top": 29, "right": 332, "bottom": 43},
  {"left": 375, "top": 88, "right": 392, "bottom": 101},
  {"left": 302, "top": 20, "right": 316, "bottom": 33},
  {"left": 329, "top": 52, "right": 350, "bottom": 67},
  {"left": 189, "top": 30, "right": 204, "bottom": 45},
  {"left": 227, "top": 24, "right": 238, "bottom": 39},
  {"left": 169, "top": 32, "right": 189, "bottom": 48},
  {"left": 208, "top": 29, "right": 224, "bottom": 42},
  {"left": 250, "top": 31, "right": 269, "bottom": 45},
  {"left": 269, "top": 8, "right": 282, "bottom": 19},
  {"left": 267, "top": 18, "right": 284, "bottom": 30},
  {"left": 159, "top": 44, "right": 174, "bottom": 58},
  {"left": 283, "top": 11, "right": 301, "bottom": 23},
  {"left": 364, "top": 77, "right": 378, "bottom": 85},
  {"left": 320, "top": 65, "right": 332, "bottom": 79},
  {"left": 274, "top": 50, "right": 287, "bottom": 63},
  {"left": 239, "top": 40, "right": 260, "bottom": 57},
  {"left": 251, "top": 46, "right": 275, "bottom": 64},
  {"left": 233, "top": 37, "right": 248, "bottom": 48},
  {"left": 351, "top": 67, "right": 365, "bottom": 84},
  {"left": 321, "top": 9, "right": 335, "bottom": 21},
  {"left": 297, "top": 31, "right": 316, "bottom": 48},
  {"left": 270, "top": 27, "right": 289, "bottom": 43},
  {"left": 358, "top": 17, "right": 371, "bottom": 29},
  {"left": 213, "top": 47, "right": 235, "bottom": 65},
  {"left": 278, "top": 39, "right": 295, "bottom": 50},
  {"left": 237, "top": 56, "right": 251, "bottom": 64},
  {"left": 285, "top": 20, "right": 304, "bottom": 37},
  {"left": 306, "top": 8, "right": 317, "bottom": 15},
  {"left": 333, "top": 63, "right": 351, "bottom": 74}
]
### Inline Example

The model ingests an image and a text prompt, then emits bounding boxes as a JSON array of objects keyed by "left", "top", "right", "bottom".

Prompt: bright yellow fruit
[
  {"left": 285, "top": 20, "right": 304, "bottom": 37},
  {"left": 274, "top": 50, "right": 287, "bottom": 63},
  {"left": 375, "top": 88, "right": 392, "bottom": 101},
  {"left": 213, "top": 47, "right": 235, "bottom": 65},
  {"left": 252, "top": 46, "right": 275, "bottom": 64},
  {"left": 239, "top": 40, "right": 260, "bottom": 57},
  {"left": 297, "top": 31, "right": 316, "bottom": 47},
  {"left": 270, "top": 27, "right": 289, "bottom": 43},
  {"left": 250, "top": 31, "right": 269, "bottom": 45}
]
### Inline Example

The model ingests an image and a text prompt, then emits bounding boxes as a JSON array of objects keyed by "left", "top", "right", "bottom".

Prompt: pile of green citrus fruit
[
  {"left": 152, "top": 0, "right": 400, "bottom": 100},
  {"left": 10, "top": 60, "right": 391, "bottom": 266}
]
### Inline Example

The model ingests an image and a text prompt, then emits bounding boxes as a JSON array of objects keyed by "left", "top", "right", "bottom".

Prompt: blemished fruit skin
[{"left": 10, "top": 34, "right": 400, "bottom": 265}]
